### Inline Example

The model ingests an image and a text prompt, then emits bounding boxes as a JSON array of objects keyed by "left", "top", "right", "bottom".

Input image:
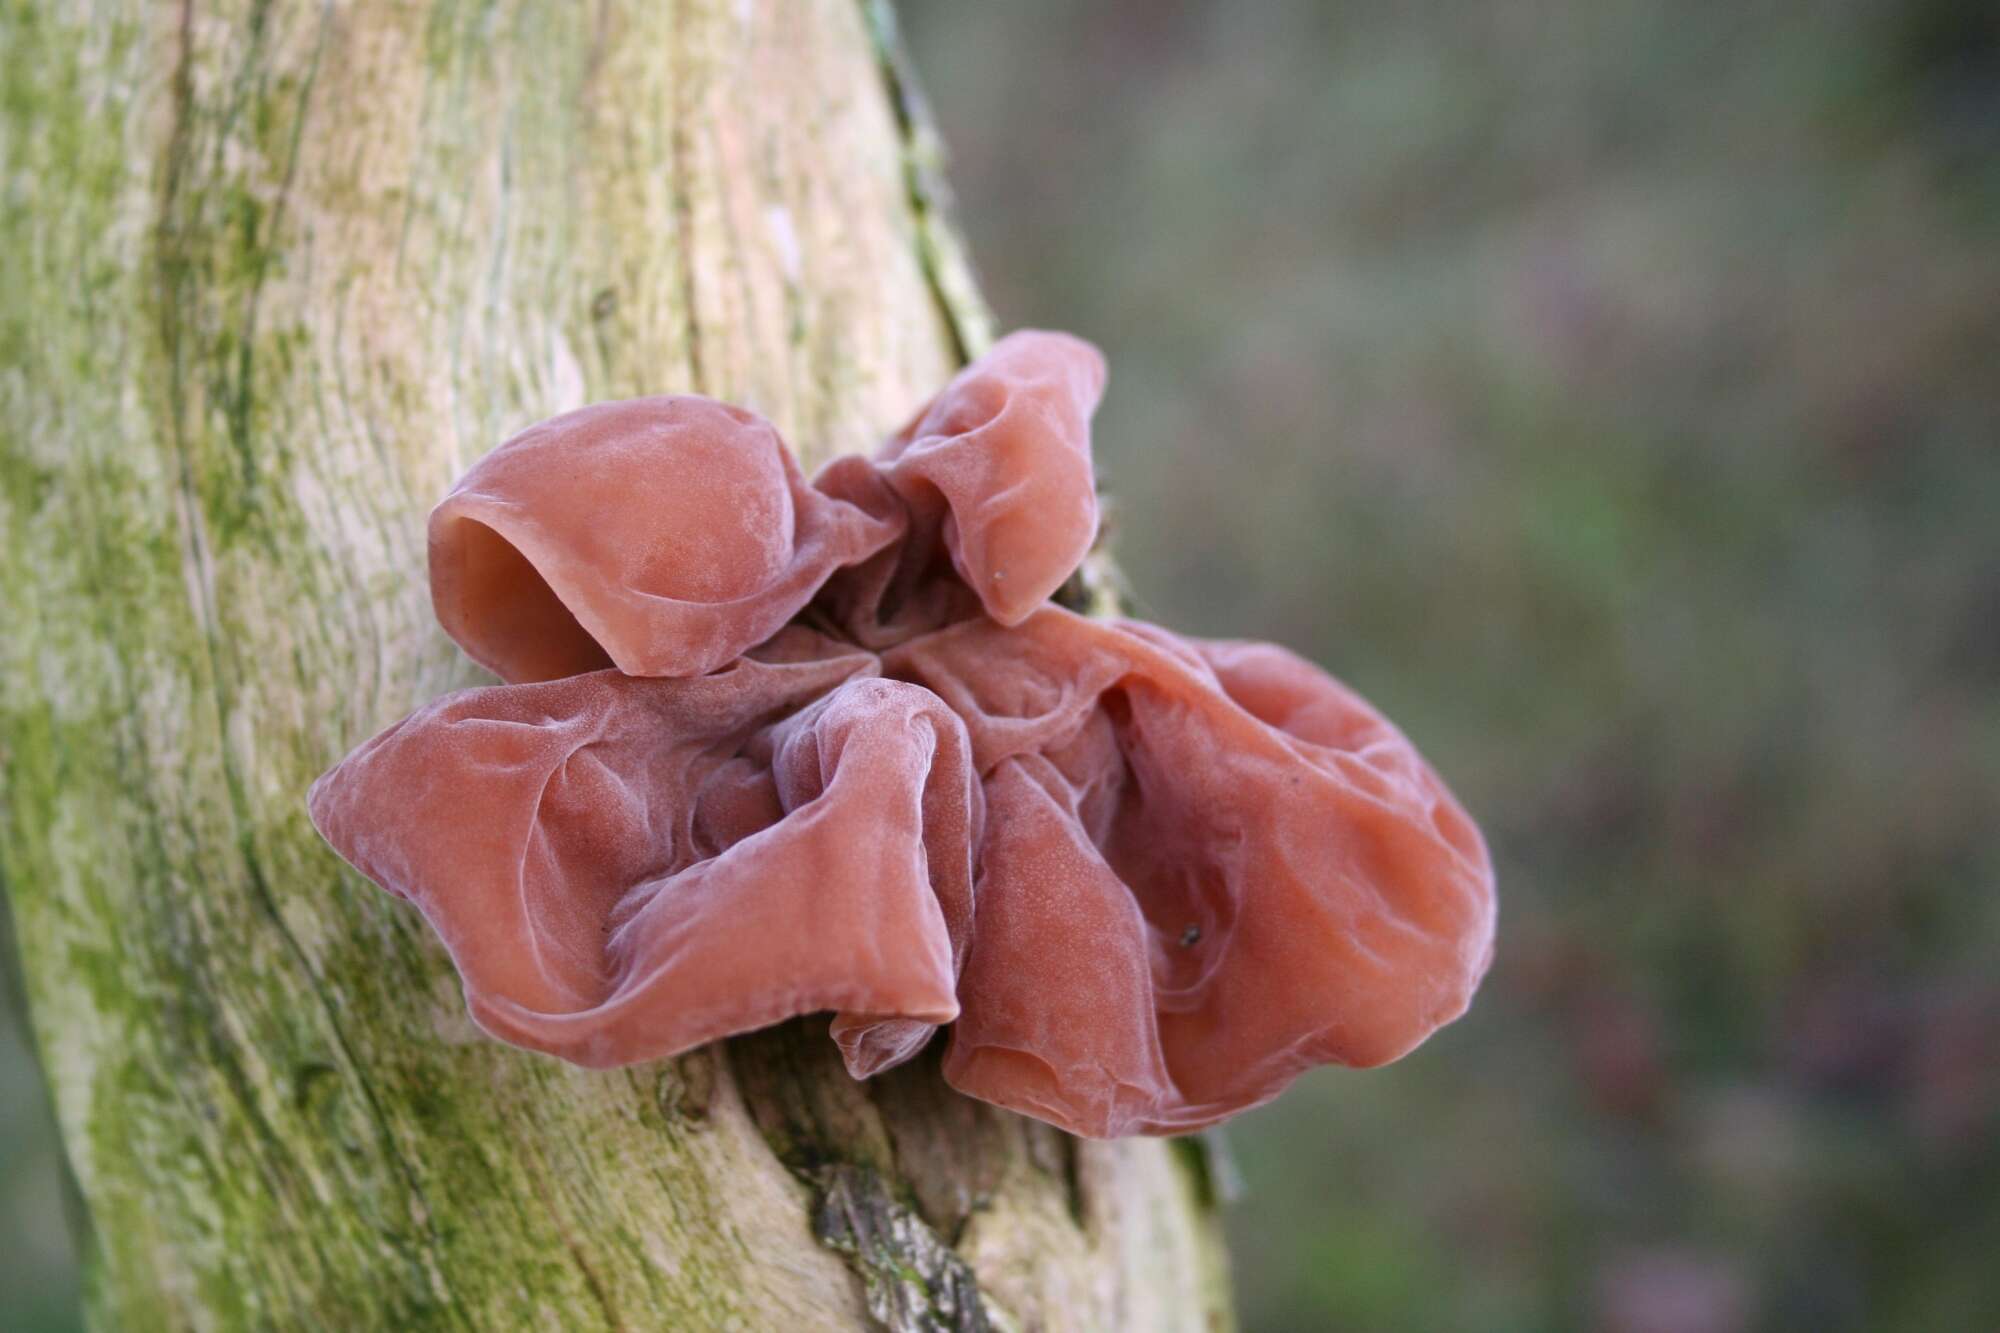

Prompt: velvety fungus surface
[{"left": 310, "top": 329, "right": 1497, "bottom": 1137}]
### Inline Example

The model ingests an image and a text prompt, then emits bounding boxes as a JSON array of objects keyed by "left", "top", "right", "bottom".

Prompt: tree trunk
[{"left": 0, "top": 2, "right": 1232, "bottom": 1329}]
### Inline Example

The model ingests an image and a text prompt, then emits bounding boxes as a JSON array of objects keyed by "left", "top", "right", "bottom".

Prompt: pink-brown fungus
[
  {"left": 311, "top": 328, "right": 1496, "bottom": 1138},
  {"left": 885, "top": 608, "right": 1495, "bottom": 1136},
  {"left": 308, "top": 628, "right": 981, "bottom": 1074},
  {"left": 430, "top": 333, "right": 1104, "bottom": 682},
  {"left": 429, "top": 396, "right": 902, "bottom": 682},
  {"left": 883, "top": 329, "right": 1104, "bottom": 624},
  {"left": 813, "top": 329, "right": 1106, "bottom": 643}
]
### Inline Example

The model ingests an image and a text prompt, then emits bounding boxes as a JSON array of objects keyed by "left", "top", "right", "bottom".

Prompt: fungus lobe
[
  {"left": 429, "top": 395, "right": 902, "bottom": 683},
  {"left": 309, "top": 329, "right": 1497, "bottom": 1138},
  {"left": 885, "top": 609, "right": 1494, "bottom": 1134},
  {"left": 308, "top": 629, "right": 980, "bottom": 1075}
]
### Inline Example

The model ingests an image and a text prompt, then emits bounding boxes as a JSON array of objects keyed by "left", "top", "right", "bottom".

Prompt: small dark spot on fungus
[{"left": 308, "top": 330, "right": 1497, "bottom": 1138}]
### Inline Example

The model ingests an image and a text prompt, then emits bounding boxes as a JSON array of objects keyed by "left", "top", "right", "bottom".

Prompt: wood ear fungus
[{"left": 311, "top": 331, "right": 1496, "bottom": 1137}]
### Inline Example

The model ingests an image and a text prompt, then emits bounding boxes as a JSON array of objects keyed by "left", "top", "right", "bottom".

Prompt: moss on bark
[{"left": 0, "top": 3, "right": 1230, "bottom": 1329}]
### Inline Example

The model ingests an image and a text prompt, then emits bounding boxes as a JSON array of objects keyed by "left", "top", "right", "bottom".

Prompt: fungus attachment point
[{"left": 310, "top": 330, "right": 1496, "bottom": 1138}]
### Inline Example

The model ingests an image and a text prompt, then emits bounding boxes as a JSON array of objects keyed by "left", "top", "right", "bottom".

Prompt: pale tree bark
[{"left": 0, "top": 2, "right": 1233, "bottom": 1329}]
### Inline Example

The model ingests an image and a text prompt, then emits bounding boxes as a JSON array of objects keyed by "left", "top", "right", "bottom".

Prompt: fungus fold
[{"left": 310, "top": 329, "right": 1497, "bottom": 1137}]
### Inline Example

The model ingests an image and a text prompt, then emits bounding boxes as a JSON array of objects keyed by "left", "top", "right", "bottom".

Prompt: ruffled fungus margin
[{"left": 310, "top": 330, "right": 1497, "bottom": 1138}]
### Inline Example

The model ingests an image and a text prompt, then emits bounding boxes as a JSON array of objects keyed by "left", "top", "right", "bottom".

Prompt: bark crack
[
  {"left": 813, "top": 1164, "right": 995, "bottom": 1333},
  {"left": 857, "top": 0, "right": 993, "bottom": 363}
]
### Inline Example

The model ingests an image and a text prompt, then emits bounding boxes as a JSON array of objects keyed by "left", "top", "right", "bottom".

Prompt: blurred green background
[
  {"left": 4, "top": 1, "right": 1996, "bottom": 1329},
  {"left": 901, "top": 1, "right": 1999, "bottom": 1329}
]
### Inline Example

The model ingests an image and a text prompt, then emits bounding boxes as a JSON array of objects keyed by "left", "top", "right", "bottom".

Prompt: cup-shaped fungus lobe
[
  {"left": 814, "top": 329, "right": 1107, "bottom": 642},
  {"left": 429, "top": 396, "right": 902, "bottom": 683},
  {"left": 885, "top": 608, "right": 1497, "bottom": 1137},
  {"left": 306, "top": 628, "right": 980, "bottom": 1074}
]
